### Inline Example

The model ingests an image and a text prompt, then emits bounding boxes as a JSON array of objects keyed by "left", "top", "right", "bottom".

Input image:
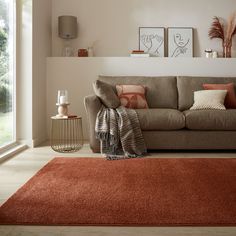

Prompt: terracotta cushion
[
  {"left": 203, "top": 83, "right": 236, "bottom": 109},
  {"left": 116, "top": 85, "right": 149, "bottom": 109}
]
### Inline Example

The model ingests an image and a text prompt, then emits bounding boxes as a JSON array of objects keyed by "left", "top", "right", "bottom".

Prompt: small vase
[
  {"left": 223, "top": 41, "right": 232, "bottom": 58},
  {"left": 88, "top": 47, "right": 94, "bottom": 57}
]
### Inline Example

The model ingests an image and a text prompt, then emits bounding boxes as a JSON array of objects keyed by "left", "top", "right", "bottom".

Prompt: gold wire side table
[{"left": 50, "top": 116, "right": 83, "bottom": 153}]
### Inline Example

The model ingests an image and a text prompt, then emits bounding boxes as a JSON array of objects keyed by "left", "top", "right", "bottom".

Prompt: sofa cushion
[
  {"left": 99, "top": 76, "right": 178, "bottom": 109},
  {"left": 93, "top": 80, "right": 120, "bottom": 108},
  {"left": 136, "top": 109, "right": 185, "bottom": 131},
  {"left": 177, "top": 76, "right": 236, "bottom": 111},
  {"left": 203, "top": 83, "right": 236, "bottom": 108},
  {"left": 184, "top": 110, "right": 236, "bottom": 130},
  {"left": 116, "top": 84, "right": 149, "bottom": 109},
  {"left": 190, "top": 90, "right": 227, "bottom": 110}
]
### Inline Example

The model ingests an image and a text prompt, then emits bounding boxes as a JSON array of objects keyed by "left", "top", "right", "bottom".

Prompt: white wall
[
  {"left": 51, "top": 0, "right": 236, "bottom": 57},
  {"left": 32, "top": 0, "right": 52, "bottom": 146},
  {"left": 16, "top": 0, "right": 33, "bottom": 146},
  {"left": 16, "top": 0, "right": 52, "bottom": 147},
  {"left": 47, "top": 58, "right": 236, "bottom": 140}
]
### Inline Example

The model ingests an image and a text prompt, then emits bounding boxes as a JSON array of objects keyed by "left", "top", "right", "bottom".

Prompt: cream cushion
[{"left": 190, "top": 90, "right": 227, "bottom": 110}]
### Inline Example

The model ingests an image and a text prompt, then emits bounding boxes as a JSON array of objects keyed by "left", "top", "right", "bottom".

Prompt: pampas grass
[
  {"left": 209, "top": 13, "right": 236, "bottom": 44},
  {"left": 209, "top": 16, "right": 225, "bottom": 41},
  {"left": 209, "top": 12, "right": 236, "bottom": 57}
]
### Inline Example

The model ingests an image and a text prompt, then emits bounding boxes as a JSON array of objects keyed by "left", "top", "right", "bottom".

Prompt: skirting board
[{"left": 0, "top": 144, "right": 27, "bottom": 164}]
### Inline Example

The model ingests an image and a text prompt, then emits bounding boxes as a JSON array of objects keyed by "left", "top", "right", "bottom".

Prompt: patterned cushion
[
  {"left": 203, "top": 83, "right": 236, "bottom": 109},
  {"left": 116, "top": 85, "right": 149, "bottom": 109},
  {"left": 190, "top": 90, "right": 227, "bottom": 110}
]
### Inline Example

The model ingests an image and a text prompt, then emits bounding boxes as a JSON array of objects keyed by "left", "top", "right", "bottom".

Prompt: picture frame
[
  {"left": 139, "top": 27, "right": 165, "bottom": 57},
  {"left": 168, "top": 27, "right": 193, "bottom": 57}
]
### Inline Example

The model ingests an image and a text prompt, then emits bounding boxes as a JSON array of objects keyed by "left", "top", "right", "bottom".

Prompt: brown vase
[
  {"left": 223, "top": 41, "right": 232, "bottom": 58},
  {"left": 78, "top": 49, "right": 88, "bottom": 57}
]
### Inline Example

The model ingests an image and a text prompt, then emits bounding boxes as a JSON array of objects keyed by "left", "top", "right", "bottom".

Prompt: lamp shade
[{"left": 58, "top": 16, "right": 78, "bottom": 39}]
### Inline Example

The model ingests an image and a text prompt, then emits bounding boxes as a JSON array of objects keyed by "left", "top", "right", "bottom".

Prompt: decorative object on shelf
[
  {"left": 58, "top": 15, "right": 78, "bottom": 57},
  {"left": 130, "top": 50, "right": 150, "bottom": 57},
  {"left": 78, "top": 49, "right": 88, "bottom": 57},
  {"left": 209, "top": 13, "right": 236, "bottom": 58},
  {"left": 168, "top": 27, "right": 193, "bottom": 57},
  {"left": 204, "top": 49, "right": 218, "bottom": 58},
  {"left": 139, "top": 27, "right": 165, "bottom": 57},
  {"left": 56, "top": 90, "right": 70, "bottom": 117},
  {"left": 88, "top": 46, "right": 94, "bottom": 57},
  {"left": 205, "top": 49, "right": 213, "bottom": 58},
  {"left": 212, "top": 51, "right": 218, "bottom": 58}
]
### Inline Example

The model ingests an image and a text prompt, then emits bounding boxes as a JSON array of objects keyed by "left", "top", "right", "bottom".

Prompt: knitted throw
[{"left": 95, "top": 106, "right": 147, "bottom": 160}]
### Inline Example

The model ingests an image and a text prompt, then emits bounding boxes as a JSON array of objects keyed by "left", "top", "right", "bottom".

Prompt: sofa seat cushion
[
  {"left": 184, "top": 110, "right": 236, "bottom": 130},
  {"left": 135, "top": 109, "right": 185, "bottom": 131}
]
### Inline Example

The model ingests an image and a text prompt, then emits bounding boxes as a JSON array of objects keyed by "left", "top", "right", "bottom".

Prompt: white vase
[{"left": 88, "top": 47, "right": 94, "bottom": 57}]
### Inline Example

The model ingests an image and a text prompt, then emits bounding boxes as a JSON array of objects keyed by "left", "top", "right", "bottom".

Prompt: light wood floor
[{"left": 0, "top": 144, "right": 236, "bottom": 236}]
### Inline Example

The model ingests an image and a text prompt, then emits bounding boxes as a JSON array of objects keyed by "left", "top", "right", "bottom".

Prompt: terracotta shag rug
[{"left": 0, "top": 158, "right": 236, "bottom": 226}]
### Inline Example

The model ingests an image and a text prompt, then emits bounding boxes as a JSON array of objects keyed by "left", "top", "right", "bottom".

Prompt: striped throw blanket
[{"left": 95, "top": 106, "right": 147, "bottom": 160}]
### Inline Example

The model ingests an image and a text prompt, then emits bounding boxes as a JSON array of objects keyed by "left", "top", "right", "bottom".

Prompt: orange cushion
[
  {"left": 203, "top": 83, "right": 236, "bottom": 109},
  {"left": 116, "top": 85, "right": 149, "bottom": 109}
]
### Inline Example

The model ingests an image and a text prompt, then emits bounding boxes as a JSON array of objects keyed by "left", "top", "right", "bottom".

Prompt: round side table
[{"left": 50, "top": 116, "right": 83, "bottom": 153}]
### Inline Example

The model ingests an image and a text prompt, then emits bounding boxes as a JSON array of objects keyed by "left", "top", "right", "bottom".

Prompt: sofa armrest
[{"left": 84, "top": 95, "right": 102, "bottom": 153}]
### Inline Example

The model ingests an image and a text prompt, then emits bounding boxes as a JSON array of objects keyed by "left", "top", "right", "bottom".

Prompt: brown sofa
[{"left": 84, "top": 76, "right": 236, "bottom": 153}]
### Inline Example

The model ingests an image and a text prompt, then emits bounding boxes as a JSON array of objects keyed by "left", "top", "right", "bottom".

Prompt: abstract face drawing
[
  {"left": 172, "top": 33, "right": 190, "bottom": 57},
  {"left": 174, "top": 33, "right": 186, "bottom": 46}
]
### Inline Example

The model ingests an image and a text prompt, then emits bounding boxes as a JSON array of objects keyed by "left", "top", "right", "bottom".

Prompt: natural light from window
[{"left": 0, "top": 0, "right": 14, "bottom": 148}]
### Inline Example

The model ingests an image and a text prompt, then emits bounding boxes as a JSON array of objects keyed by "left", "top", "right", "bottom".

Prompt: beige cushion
[
  {"left": 99, "top": 76, "right": 178, "bottom": 109},
  {"left": 184, "top": 110, "right": 236, "bottom": 130},
  {"left": 135, "top": 109, "right": 185, "bottom": 131},
  {"left": 190, "top": 90, "right": 227, "bottom": 110},
  {"left": 177, "top": 76, "right": 236, "bottom": 111},
  {"left": 93, "top": 80, "right": 120, "bottom": 108}
]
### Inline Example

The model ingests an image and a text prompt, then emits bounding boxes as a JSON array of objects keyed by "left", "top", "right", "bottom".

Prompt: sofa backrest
[
  {"left": 99, "top": 76, "right": 178, "bottom": 109},
  {"left": 177, "top": 76, "right": 236, "bottom": 111}
]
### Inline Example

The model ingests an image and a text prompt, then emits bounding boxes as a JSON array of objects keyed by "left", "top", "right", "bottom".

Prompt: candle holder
[
  {"left": 56, "top": 103, "right": 70, "bottom": 117},
  {"left": 56, "top": 90, "right": 70, "bottom": 117}
]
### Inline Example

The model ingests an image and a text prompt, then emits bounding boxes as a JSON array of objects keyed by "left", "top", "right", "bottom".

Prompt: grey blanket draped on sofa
[{"left": 95, "top": 105, "right": 147, "bottom": 160}]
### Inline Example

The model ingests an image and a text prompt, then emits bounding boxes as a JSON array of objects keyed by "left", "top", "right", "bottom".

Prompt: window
[{"left": 0, "top": 0, "right": 15, "bottom": 148}]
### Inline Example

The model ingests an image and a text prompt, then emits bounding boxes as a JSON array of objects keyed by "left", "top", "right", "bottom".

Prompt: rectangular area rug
[{"left": 0, "top": 158, "right": 236, "bottom": 226}]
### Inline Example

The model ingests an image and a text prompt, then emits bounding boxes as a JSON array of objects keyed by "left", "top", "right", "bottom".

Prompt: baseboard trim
[
  {"left": 18, "top": 137, "right": 47, "bottom": 148},
  {"left": 0, "top": 143, "right": 28, "bottom": 164},
  {"left": 33, "top": 137, "right": 47, "bottom": 147}
]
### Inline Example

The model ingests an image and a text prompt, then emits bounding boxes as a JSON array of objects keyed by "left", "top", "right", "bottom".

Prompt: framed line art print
[
  {"left": 139, "top": 27, "right": 165, "bottom": 57},
  {"left": 168, "top": 27, "right": 193, "bottom": 57}
]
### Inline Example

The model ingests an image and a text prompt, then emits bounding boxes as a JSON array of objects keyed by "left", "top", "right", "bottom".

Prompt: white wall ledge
[{"left": 47, "top": 57, "right": 236, "bottom": 59}]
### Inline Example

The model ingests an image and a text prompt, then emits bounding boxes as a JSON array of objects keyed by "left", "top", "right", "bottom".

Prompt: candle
[{"left": 59, "top": 95, "right": 67, "bottom": 104}]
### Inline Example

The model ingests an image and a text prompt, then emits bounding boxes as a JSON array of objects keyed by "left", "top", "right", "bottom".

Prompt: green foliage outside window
[{"left": 0, "top": 0, "right": 12, "bottom": 113}]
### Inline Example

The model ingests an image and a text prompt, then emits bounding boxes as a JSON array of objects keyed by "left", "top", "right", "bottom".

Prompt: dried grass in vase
[{"left": 209, "top": 13, "right": 236, "bottom": 57}]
